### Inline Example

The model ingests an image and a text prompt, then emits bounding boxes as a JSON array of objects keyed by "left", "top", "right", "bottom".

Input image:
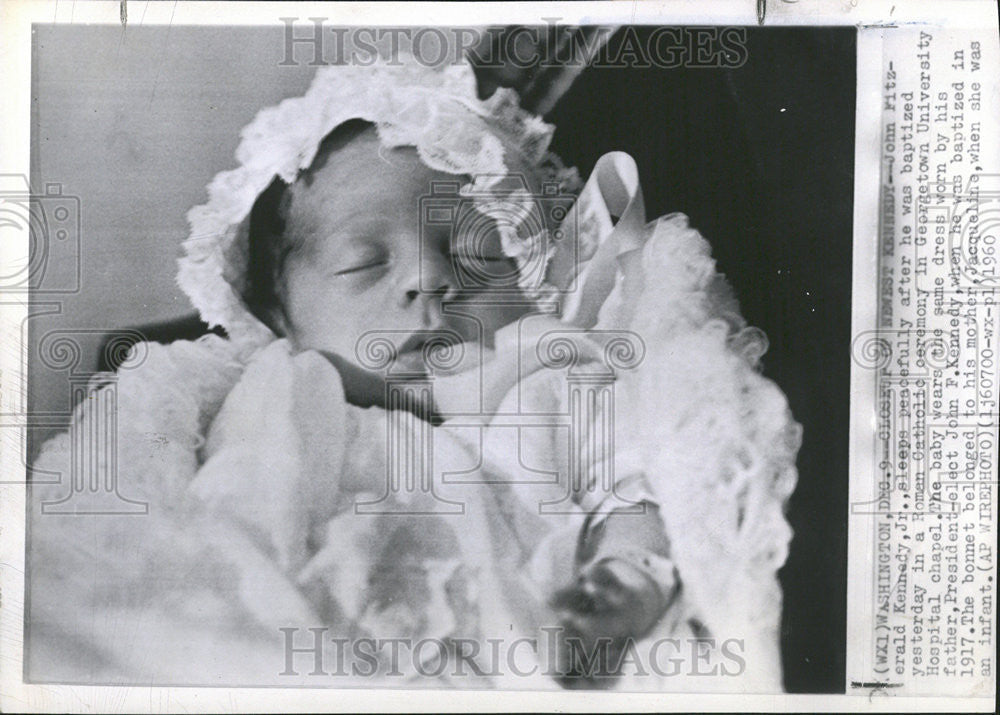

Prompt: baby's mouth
[
  {"left": 393, "top": 348, "right": 430, "bottom": 374},
  {"left": 394, "top": 330, "right": 463, "bottom": 374}
]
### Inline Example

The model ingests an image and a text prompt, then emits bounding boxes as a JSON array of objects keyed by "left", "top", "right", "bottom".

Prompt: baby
[
  {"left": 237, "top": 117, "right": 676, "bottom": 683},
  {"left": 29, "top": 56, "right": 798, "bottom": 690}
]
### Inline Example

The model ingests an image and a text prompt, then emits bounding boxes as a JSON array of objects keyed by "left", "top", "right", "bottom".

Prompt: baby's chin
[
  {"left": 390, "top": 348, "right": 436, "bottom": 375},
  {"left": 389, "top": 340, "right": 492, "bottom": 378}
]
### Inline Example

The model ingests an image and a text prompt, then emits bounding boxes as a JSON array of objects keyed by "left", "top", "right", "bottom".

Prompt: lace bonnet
[{"left": 177, "top": 55, "right": 586, "bottom": 348}]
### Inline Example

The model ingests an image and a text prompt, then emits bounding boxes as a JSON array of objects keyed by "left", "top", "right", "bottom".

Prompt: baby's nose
[
  {"left": 404, "top": 284, "right": 449, "bottom": 303},
  {"left": 399, "top": 255, "right": 456, "bottom": 308},
  {"left": 401, "top": 284, "right": 453, "bottom": 331}
]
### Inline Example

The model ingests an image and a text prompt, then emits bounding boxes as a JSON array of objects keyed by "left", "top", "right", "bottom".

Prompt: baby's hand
[
  {"left": 549, "top": 505, "right": 676, "bottom": 688},
  {"left": 550, "top": 557, "right": 673, "bottom": 688},
  {"left": 553, "top": 556, "right": 669, "bottom": 636}
]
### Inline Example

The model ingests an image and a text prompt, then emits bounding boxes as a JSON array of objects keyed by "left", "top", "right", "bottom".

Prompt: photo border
[{"left": 1, "top": 1, "right": 996, "bottom": 712}]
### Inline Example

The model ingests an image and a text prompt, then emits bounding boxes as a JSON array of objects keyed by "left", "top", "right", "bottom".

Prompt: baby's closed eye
[
  {"left": 332, "top": 255, "right": 390, "bottom": 276},
  {"left": 325, "top": 241, "right": 390, "bottom": 277}
]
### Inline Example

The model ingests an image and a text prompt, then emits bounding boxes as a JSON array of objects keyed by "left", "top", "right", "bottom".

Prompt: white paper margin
[{"left": 1, "top": 1, "right": 997, "bottom": 712}]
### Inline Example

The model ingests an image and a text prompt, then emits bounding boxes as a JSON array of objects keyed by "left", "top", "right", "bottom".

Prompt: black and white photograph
[{"left": 0, "top": 0, "right": 996, "bottom": 710}]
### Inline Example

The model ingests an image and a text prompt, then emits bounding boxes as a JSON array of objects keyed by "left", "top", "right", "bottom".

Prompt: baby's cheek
[
  {"left": 283, "top": 277, "right": 371, "bottom": 353},
  {"left": 287, "top": 307, "right": 363, "bottom": 359}
]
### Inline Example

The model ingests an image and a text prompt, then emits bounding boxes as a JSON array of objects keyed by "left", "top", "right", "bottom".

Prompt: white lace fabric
[
  {"left": 178, "top": 55, "right": 581, "bottom": 349},
  {"left": 29, "top": 57, "right": 801, "bottom": 690}
]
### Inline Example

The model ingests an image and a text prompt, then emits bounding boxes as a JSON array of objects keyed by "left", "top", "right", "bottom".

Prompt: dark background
[{"left": 546, "top": 27, "right": 856, "bottom": 693}]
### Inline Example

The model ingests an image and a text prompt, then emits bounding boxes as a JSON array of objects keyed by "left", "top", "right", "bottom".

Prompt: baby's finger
[
  {"left": 554, "top": 606, "right": 621, "bottom": 639},
  {"left": 582, "top": 573, "right": 635, "bottom": 614},
  {"left": 550, "top": 583, "right": 631, "bottom": 637},
  {"left": 588, "top": 558, "right": 656, "bottom": 595},
  {"left": 550, "top": 583, "right": 600, "bottom": 615}
]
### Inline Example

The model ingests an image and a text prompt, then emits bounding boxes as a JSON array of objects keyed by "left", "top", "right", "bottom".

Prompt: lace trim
[{"left": 177, "top": 55, "right": 583, "bottom": 348}]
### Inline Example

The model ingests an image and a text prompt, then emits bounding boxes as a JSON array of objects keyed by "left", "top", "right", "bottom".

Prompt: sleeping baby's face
[{"left": 275, "top": 126, "right": 530, "bottom": 373}]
